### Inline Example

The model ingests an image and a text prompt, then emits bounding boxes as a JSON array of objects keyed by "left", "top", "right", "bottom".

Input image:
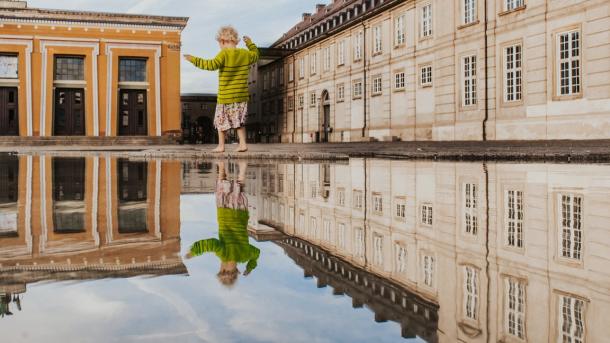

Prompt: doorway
[
  {"left": 54, "top": 88, "right": 85, "bottom": 136},
  {"left": 0, "top": 87, "right": 19, "bottom": 136},
  {"left": 118, "top": 89, "right": 148, "bottom": 136},
  {"left": 320, "top": 91, "right": 331, "bottom": 143}
]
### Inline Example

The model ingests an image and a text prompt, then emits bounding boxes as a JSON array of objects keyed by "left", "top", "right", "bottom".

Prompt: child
[
  {"left": 184, "top": 26, "right": 259, "bottom": 153},
  {"left": 185, "top": 161, "right": 259, "bottom": 288}
]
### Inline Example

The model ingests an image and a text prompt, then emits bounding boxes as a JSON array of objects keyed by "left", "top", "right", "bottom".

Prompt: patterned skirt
[
  {"left": 216, "top": 180, "right": 248, "bottom": 211},
  {"left": 214, "top": 102, "right": 248, "bottom": 132}
]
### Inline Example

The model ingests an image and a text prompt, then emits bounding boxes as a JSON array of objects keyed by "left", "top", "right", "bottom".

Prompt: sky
[{"left": 28, "top": 0, "right": 323, "bottom": 94}]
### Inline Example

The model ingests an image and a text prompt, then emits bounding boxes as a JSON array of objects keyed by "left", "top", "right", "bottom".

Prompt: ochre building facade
[{"left": 0, "top": 1, "right": 187, "bottom": 138}]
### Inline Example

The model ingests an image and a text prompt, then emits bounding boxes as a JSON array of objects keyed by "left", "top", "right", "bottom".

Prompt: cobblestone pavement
[{"left": 5, "top": 140, "right": 610, "bottom": 162}]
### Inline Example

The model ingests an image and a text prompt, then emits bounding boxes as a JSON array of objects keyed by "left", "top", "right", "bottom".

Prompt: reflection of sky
[{"left": 0, "top": 194, "right": 425, "bottom": 343}]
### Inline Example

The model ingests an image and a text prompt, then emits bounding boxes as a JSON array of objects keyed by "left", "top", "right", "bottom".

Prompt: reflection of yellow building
[
  {"left": 0, "top": 155, "right": 184, "bottom": 317},
  {"left": 0, "top": 1, "right": 187, "bottom": 138}
]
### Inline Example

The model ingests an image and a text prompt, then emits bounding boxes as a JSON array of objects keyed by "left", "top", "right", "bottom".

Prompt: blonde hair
[{"left": 216, "top": 26, "right": 239, "bottom": 44}]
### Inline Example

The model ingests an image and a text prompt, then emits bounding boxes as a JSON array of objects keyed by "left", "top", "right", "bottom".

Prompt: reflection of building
[
  {"left": 253, "top": 160, "right": 610, "bottom": 342},
  {"left": 252, "top": 0, "right": 610, "bottom": 142},
  {"left": 181, "top": 93, "right": 218, "bottom": 144},
  {"left": 181, "top": 161, "right": 218, "bottom": 194},
  {"left": 0, "top": 1, "right": 188, "bottom": 138},
  {"left": 0, "top": 155, "right": 184, "bottom": 318}
]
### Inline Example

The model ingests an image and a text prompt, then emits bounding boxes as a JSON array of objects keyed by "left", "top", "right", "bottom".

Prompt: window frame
[
  {"left": 337, "top": 83, "right": 345, "bottom": 103},
  {"left": 462, "top": 54, "right": 478, "bottom": 107},
  {"left": 463, "top": 182, "right": 479, "bottom": 236},
  {"left": 54, "top": 55, "right": 85, "bottom": 81},
  {"left": 0, "top": 54, "right": 19, "bottom": 80},
  {"left": 372, "top": 75, "right": 383, "bottom": 96},
  {"left": 420, "top": 3, "right": 433, "bottom": 39},
  {"left": 557, "top": 192, "right": 584, "bottom": 263},
  {"left": 420, "top": 64, "right": 433, "bottom": 88},
  {"left": 503, "top": 276, "right": 527, "bottom": 341},
  {"left": 554, "top": 27, "right": 583, "bottom": 100},
  {"left": 504, "top": 188, "right": 525, "bottom": 250},
  {"left": 394, "top": 13, "right": 406, "bottom": 47},
  {"left": 394, "top": 70, "right": 406, "bottom": 91},
  {"left": 462, "top": 0, "right": 478, "bottom": 26},
  {"left": 354, "top": 31, "right": 363, "bottom": 61},
  {"left": 502, "top": 42, "right": 524, "bottom": 104},
  {"left": 373, "top": 25, "right": 383, "bottom": 55},
  {"left": 352, "top": 79, "right": 363, "bottom": 99},
  {"left": 421, "top": 203, "right": 433, "bottom": 227}
]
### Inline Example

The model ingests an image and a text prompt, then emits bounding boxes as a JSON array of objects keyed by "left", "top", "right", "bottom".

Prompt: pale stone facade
[
  {"left": 251, "top": 160, "right": 610, "bottom": 342},
  {"left": 253, "top": 0, "right": 610, "bottom": 143}
]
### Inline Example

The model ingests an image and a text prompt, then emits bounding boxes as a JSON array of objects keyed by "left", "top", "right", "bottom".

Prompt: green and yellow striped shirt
[{"left": 190, "top": 41, "right": 260, "bottom": 104}]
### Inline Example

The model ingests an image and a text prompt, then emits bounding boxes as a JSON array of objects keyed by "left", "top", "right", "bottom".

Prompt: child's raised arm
[
  {"left": 184, "top": 51, "right": 226, "bottom": 71},
  {"left": 243, "top": 36, "right": 259, "bottom": 65}
]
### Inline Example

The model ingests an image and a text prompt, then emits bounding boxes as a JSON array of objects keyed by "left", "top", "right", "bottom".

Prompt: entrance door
[
  {"left": 118, "top": 89, "right": 148, "bottom": 136},
  {"left": 54, "top": 88, "right": 85, "bottom": 136},
  {"left": 322, "top": 104, "right": 331, "bottom": 143},
  {"left": 0, "top": 87, "right": 19, "bottom": 136}
]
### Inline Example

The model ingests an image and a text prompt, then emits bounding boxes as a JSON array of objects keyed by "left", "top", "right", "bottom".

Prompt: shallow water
[{"left": 1, "top": 154, "right": 608, "bottom": 342}]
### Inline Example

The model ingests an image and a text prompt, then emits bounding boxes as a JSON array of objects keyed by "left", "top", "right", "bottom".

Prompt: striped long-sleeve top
[{"left": 190, "top": 41, "right": 260, "bottom": 104}]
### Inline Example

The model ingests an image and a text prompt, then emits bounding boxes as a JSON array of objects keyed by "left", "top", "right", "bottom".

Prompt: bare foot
[
  {"left": 236, "top": 145, "right": 248, "bottom": 153},
  {"left": 211, "top": 146, "right": 225, "bottom": 153}
]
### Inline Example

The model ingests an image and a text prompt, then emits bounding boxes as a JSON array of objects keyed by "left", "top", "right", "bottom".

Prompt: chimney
[
  {"left": 0, "top": 1, "right": 27, "bottom": 9},
  {"left": 316, "top": 4, "right": 326, "bottom": 12},
  {"left": 302, "top": 13, "right": 311, "bottom": 21}
]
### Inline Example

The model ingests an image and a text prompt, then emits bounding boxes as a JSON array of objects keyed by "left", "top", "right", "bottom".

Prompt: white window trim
[
  {"left": 557, "top": 193, "right": 584, "bottom": 261},
  {"left": 463, "top": 265, "right": 479, "bottom": 321},
  {"left": 394, "top": 242, "right": 407, "bottom": 274},
  {"left": 373, "top": 25, "right": 383, "bottom": 54},
  {"left": 372, "top": 75, "right": 383, "bottom": 95},
  {"left": 504, "top": 189, "right": 524, "bottom": 249},
  {"left": 421, "top": 3, "right": 433, "bottom": 38},
  {"left": 556, "top": 29, "right": 582, "bottom": 97},
  {"left": 353, "top": 80, "right": 363, "bottom": 99},
  {"left": 504, "top": 276, "right": 527, "bottom": 340},
  {"left": 395, "top": 14, "right": 406, "bottom": 46},
  {"left": 504, "top": 44, "right": 523, "bottom": 103},
  {"left": 421, "top": 203, "right": 433, "bottom": 227},
  {"left": 337, "top": 40, "right": 346, "bottom": 66},
  {"left": 463, "top": 0, "right": 477, "bottom": 25},
  {"left": 504, "top": 0, "right": 525, "bottom": 12},
  {"left": 462, "top": 55, "right": 477, "bottom": 107},
  {"left": 463, "top": 183, "right": 479, "bottom": 236},
  {"left": 394, "top": 71, "right": 406, "bottom": 90},
  {"left": 558, "top": 294, "right": 586, "bottom": 343},
  {"left": 421, "top": 65, "right": 433, "bottom": 87}
]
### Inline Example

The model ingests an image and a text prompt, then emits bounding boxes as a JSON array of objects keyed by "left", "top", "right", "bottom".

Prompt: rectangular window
[
  {"left": 395, "top": 243, "right": 407, "bottom": 273},
  {"left": 310, "top": 181, "right": 317, "bottom": 198},
  {"left": 373, "top": 75, "right": 383, "bottom": 95},
  {"left": 310, "top": 52, "right": 317, "bottom": 75},
  {"left": 119, "top": 58, "right": 147, "bottom": 82},
  {"left": 560, "top": 194, "right": 583, "bottom": 260},
  {"left": 395, "top": 72, "right": 406, "bottom": 90},
  {"left": 353, "top": 80, "right": 363, "bottom": 98},
  {"left": 557, "top": 30, "right": 581, "bottom": 96},
  {"left": 54, "top": 56, "right": 85, "bottom": 81},
  {"left": 279, "top": 66, "right": 284, "bottom": 85},
  {"left": 505, "top": 0, "right": 524, "bottom": 11},
  {"left": 323, "top": 47, "right": 331, "bottom": 72},
  {"left": 505, "top": 190, "right": 524, "bottom": 249},
  {"left": 395, "top": 197, "right": 406, "bottom": 220},
  {"left": 421, "top": 65, "right": 433, "bottom": 87},
  {"left": 0, "top": 55, "right": 19, "bottom": 79},
  {"left": 338, "top": 40, "right": 346, "bottom": 66},
  {"left": 504, "top": 277, "right": 526, "bottom": 340},
  {"left": 464, "top": 266, "right": 479, "bottom": 321},
  {"left": 310, "top": 216, "right": 318, "bottom": 238},
  {"left": 353, "top": 190, "right": 364, "bottom": 210},
  {"left": 337, "top": 83, "right": 345, "bottom": 102},
  {"left": 288, "top": 62, "right": 294, "bottom": 82},
  {"left": 421, "top": 204, "right": 433, "bottom": 226},
  {"left": 463, "top": 55, "right": 477, "bottom": 106},
  {"left": 464, "top": 183, "right": 479, "bottom": 235},
  {"left": 324, "top": 220, "right": 332, "bottom": 242},
  {"left": 373, "top": 234, "right": 384, "bottom": 266},
  {"left": 299, "top": 213, "right": 305, "bottom": 234},
  {"left": 271, "top": 70, "right": 277, "bottom": 88},
  {"left": 504, "top": 44, "right": 523, "bottom": 102},
  {"left": 464, "top": 0, "right": 477, "bottom": 25},
  {"left": 421, "top": 4, "right": 433, "bottom": 38},
  {"left": 355, "top": 227, "right": 365, "bottom": 258},
  {"left": 337, "top": 188, "right": 346, "bottom": 206},
  {"left": 423, "top": 254, "right": 435, "bottom": 288},
  {"left": 395, "top": 14, "right": 406, "bottom": 46},
  {"left": 373, "top": 193, "right": 383, "bottom": 214},
  {"left": 337, "top": 223, "right": 346, "bottom": 248},
  {"left": 373, "top": 25, "right": 383, "bottom": 54},
  {"left": 287, "top": 96, "right": 294, "bottom": 111},
  {"left": 559, "top": 295, "right": 586, "bottom": 343},
  {"left": 299, "top": 58, "right": 305, "bottom": 79},
  {"left": 354, "top": 32, "right": 363, "bottom": 61},
  {"left": 310, "top": 92, "right": 317, "bottom": 108},
  {"left": 298, "top": 94, "right": 304, "bottom": 109}
]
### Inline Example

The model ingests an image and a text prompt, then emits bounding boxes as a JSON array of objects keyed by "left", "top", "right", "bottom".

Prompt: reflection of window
[
  {"left": 423, "top": 254, "right": 435, "bottom": 288},
  {"left": 559, "top": 295, "right": 585, "bottom": 343},
  {"left": 373, "top": 234, "right": 384, "bottom": 266},
  {"left": 464, "top": 183, "right": 478, "bottom": 235},
  {"left": 353, "top": 190, "right": 363, "bottom": 210},
  {"left": 395, "top": 197, "right": 406, "bottom": 220},
  {"left": 559, "top": 194, "right": 583, "bottom": 260},
  {"left": 421, "top": 203, "right": 433, "bottom": 226},
  {"left": 355, "top": 227, "right": 364, "bottom": 258},
  {"left": 463, "top": 266, "right": 479, "bottom": 321},
  {"left": 54, "top": 56, "right": 85, "bottom": 81},
  {"left": 323, "top": 220, "right": 332, "bottom": 242},
  {"left": 336, "top": 188, "right": 346, "bottom": 206},
  {"left": 118, "top": 160, "right": 148, "bottom": 234},
  {"left": 53, "top": 158, "right": 86, "bottom": 233},
  {"left": 505, "top": 190, "right": 524, "bottom": 248},
  {"left": 504, "top": 277, "right": 526, "bottom": 340},
  {"left": 0, "top": 55, "right": 18, "bottom": 79},
  {"left": 309, "top": 216, "right": 317, "bottom": 238},
  {"left": 337, "top": 223, "right": 346, "bottom": 248},
  {"left": 119, "top": 58, "right": 147, "bottom": 82},
  {"left": 373, "top": 193, "right": 383, "bottom": 214},
  {"left": 395, "top": 243, "right": 407, "bottom": 273}
]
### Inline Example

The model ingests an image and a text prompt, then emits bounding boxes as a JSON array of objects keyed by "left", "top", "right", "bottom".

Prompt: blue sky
[{"left": 28, "top": 0, "right": 322, "bottom": 94}]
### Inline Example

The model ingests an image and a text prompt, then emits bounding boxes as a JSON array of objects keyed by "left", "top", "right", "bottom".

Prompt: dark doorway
[
  {"left": 54, "top": 88, "right": 85, "bottom": 136},
  {"left": 322, "top": 104, "right": 331, "bottom": 143},
  {"left": 0, "top": 87, "right": 19, "bottom": 136},
  {"left": 53, "top": 158, "right": 86, "bottom": 233},
  {"left": 118, "top": 89, "right": 148, "bottom": 136},
  {"left": 117, "top": 160, "right": 148, "bottom": 234},
  {"left": 0, "top": 155, "right": 19, "bottom": 238}
]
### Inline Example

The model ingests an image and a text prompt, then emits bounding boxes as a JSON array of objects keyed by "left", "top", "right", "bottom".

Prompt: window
[
  {"left": 463, "top": 0, "right": 477, "bottom": 25},
  {"left": 395, "top": 72, "right": 405, "bottom": 90},
  {"left": 505, "top": 0, "right": 524, "bottom": 11},
  {"left": 373, "top": 25, "right": 382, "bottom": 54},
  {"left": 354, "top": 31, "right": 363, "bottom": 61},
  {"left": 463, "top": 55, "right": 477, "bottom": 106},
  {"left": 504, "top": 277, "right": 526, "bottom": 340},
  {"left": 310, "top": 92, "right": 317, "bottom": 107},
  {"left": 299, "top": 213, "right": 305, "bottom": 234},
  {"left": 337, "top": 188, "right": 346, "bottom": 206},
  {"left": 298, "top": 94, "right": 304, "bottom": 109},
  {"left": 337, "top": 40, "right": 346, "bottom": 66},
  {"left": 310, "top": 52, "right": 317, "bottom": 75},
  {"left": 557, "top": 30, "right": 581, "bottom": 96},
  {"left": 373, "top": 234, "right": 384, "bottom": 266},
  {"left": 119, "top": 58, "right": 147, "bottom": 82},
  {"left": 54, "top": 56, "right": 85, "bottom": 81},
  {"left": 463, "top": 266, "right": 479, "bottom": 321},
  {"left": 337, "top": 223, "right": 346, "bottom": 248},
  {"left": 299, "top": 58, "right": 305, "bottom": 79},
  {"left": 421, "top": 65, "right": 433, "bottom": 87},
  {"left": 559, "top": 194, "right": 583, "bottom": 260},
  {"left": 395, "top": 14, "right": 406, "bottom": 46},
  {"left": 310, "top": 181, "right": 317, "bottom": 198},
  {"left": 279, "top": 66, "right": 284, "bottom": 85},
  {"left": 421, "top": 4, "right": 433, "bottom": 38},
  {"left": 373, "top": 75, "right": 383, "bottom": 95},
  {"left": 353, "top": 79, "right": 363, "bottom": 98},
  {"left": 323, "top": 47, "right": 331, "bottom": 72},
  {"left": 373, "top": 193, "right": 383, "bottom": 214},
  {"left": 337, "top": 83, "right": 345, "bottom": 102},
  {"left": 504, "top": 44, "right": 523, "bottom": 102},
  {"left": 464, "top": 183, "right": 478, "bottom": 235},
  {"left": 559, "top": 295, "right": 585, "bottom": 343},
  {"left": 395, "top": 243, "right": 407, "bottom": 273},
  {"left": 287, "top": 96, "right": 294, "bottom": 111},
  {"left": 355, "top": 227, "right": 365, "bottom": 258},
  {"left": 353, "top": 190, "right": 364, "bottom": 210},
  {"left": 423, "top": 254, "right": 435, "bottom": 288},
  {"left": 0, "top": 55, "right": 18, "bottom": 79},
  {"left": 395, "top": 197, "right": 406, "bottom": 220},
  {"left": 310, "top": 216, "right": 318, "bottom": 237},
  {"left": 421, "top": 204, "right": 433, "bottom": 226},
  {"left": 288, "top": 62, "right": 294, "bottom": 82},
  {"left": 324, "top": 220, "right": 332, "bottom": 242},
  {"left": 271, "top": 70, "right": 277, "bottom": 88},
  {"left": 505, "top": 190, "right": 524, "bottom": 248},
  {"left": 263, "top": 72, "right": 269, "bottom": 90}
]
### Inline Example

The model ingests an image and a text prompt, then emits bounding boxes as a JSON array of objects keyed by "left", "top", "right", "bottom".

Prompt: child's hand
[
  {"left": 183, "top": 54, "right": 194, "bottom": 62},
  {"left": 243, "top": 36, "right": 251, "bottom": 44},
  {"left": 185, "top": 252, "right": 193, "bottom": 260}
]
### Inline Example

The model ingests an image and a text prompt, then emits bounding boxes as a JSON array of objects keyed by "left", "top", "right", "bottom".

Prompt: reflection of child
[{"left": 186, "top": 162, "right": 259, "bottom": 287}]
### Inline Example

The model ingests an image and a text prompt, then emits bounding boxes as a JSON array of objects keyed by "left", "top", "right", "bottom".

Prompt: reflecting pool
[{"left": 1, "top": 154, "right": 609, "bottom": 342}]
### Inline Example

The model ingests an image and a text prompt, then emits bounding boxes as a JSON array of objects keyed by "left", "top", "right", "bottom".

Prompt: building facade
[
  {"left": 181, "top": 93, "right": 217, "bottom": 143},
  {"left": 253, "top": 0, "right": 610, "bottom": 143},
  {"left": 0, "top": 0, "right": 187, "bottom": 138}
]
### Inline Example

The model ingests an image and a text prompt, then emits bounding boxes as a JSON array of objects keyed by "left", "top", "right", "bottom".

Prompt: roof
[
  {"left": 181, "top": 93, "right": 218, "bottom": 99},
  {"left": 0, "top": 1, "right": 189, "bottom": 30}
]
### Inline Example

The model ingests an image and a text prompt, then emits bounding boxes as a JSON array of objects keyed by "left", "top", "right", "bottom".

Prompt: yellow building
[{"left": 0, "top": 1, "right": 187, "bottom": 138}]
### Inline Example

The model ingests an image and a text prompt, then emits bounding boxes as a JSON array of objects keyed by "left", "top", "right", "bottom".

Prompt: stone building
[
  {"left": 253, "top": 0, "right": 610, "bottom": 143},
  {"left": 181, "top": 93, "right": 217, "bottom": 143},
  {"left": 251, "top": 160, "right": 610, "bottom": 342},
  {"left": 0, "top": 0, "right": 187, "bottom": 139}
]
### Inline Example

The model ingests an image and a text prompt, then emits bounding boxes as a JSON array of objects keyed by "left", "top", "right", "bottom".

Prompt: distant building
[
  {"left": 0, "top": 0, "right": 188, "bottom": 139},
  {"left": 181, "top": 93, "right": 217, "bottom": 144},
  {"left": 251, "top": 0, "right": 610, "bottom": 142}
]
